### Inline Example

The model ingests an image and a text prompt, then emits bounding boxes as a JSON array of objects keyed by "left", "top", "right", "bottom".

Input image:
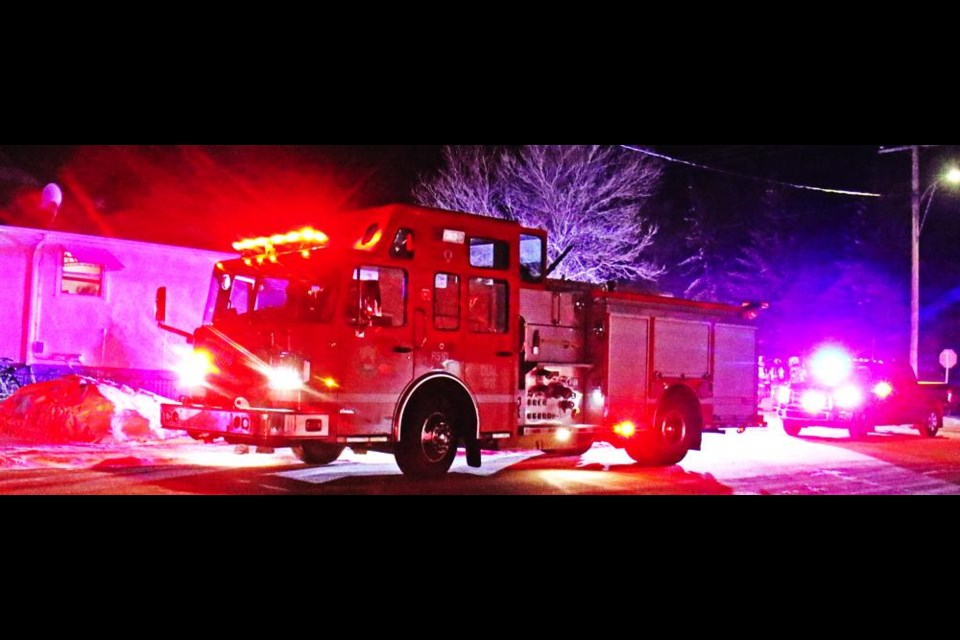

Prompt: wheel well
[
  {"left": 396, "top": 375, "right": 478, "bottom": 444},
  {"left": 659, "top": 385, "right": 703, "bottom": 449}
]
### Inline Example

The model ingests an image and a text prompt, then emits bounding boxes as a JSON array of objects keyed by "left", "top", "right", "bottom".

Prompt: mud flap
[{"left": 465, "top": 437, "right": 482, "bottom": 468}]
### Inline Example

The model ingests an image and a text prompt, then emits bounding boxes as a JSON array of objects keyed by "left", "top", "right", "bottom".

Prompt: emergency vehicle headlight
[
  {"left": 873, "top": 381, "right": 893, "bottom": 399},
  {"left": 833, "top": 385, "right": 863, "bottom": 409},
  {"left": 175, "top": 349, "right": 218, "bottom": 388},
  {"left": 800, "top": 390, "right": 828, "bottom": 413},
  {"left": 266, "top": 366, "right": 305, "bottom": 391},
  {"left": 777, "top": 386, "right": 792, "bottom": 405},
  {"left": 555, "top": 427, "right": 572, "bottom": 443}
]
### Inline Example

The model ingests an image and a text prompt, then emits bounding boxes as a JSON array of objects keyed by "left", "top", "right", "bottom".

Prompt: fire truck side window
[
  {"left": 347, "top": 266, "right": 407, "bottom": 328},
  {"left": 229, "top": 277, "right": 253, "bottom": 315},
  {"left": 287, "top": 279, "right": 334, "bottom": 323},
  {"left": 519, "top": 234, "right": 544, "bottom": 282},
  {"left": 390, "top": 228, "right": 414, "bottom": 259},
  {"left": 434, "top": 273, "right": 460, "bottom": 331},
  {"left": 468, "top": 277, "right": 508, "bottom": 333},
  {"left": 254, "top": 278, "right": 289, "bottom": 312},
  {"left": 469, "top": 237, "right": 509, "bottom": 270}
]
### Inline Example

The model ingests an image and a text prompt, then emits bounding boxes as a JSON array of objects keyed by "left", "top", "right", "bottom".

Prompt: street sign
[
  {"left": 940, "top": 349, "right": 957, "bottom": 370},
  {"left": 940, "top": 349, "right": 957, "bottom": 383}
]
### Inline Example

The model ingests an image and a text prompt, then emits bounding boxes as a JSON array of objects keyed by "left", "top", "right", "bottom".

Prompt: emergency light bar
[{"left": 232, "top": 227, "right": 329, "bottom": 262}]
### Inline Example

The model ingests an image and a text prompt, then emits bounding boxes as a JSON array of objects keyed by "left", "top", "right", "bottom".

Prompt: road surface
[{"left": 2, "top": 415, "right": 960, "bottom": 494}]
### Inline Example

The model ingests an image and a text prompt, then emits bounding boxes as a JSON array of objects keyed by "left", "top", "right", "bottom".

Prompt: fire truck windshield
[{"left": 203, "top": 270, "right": 337, "bottom": 325}]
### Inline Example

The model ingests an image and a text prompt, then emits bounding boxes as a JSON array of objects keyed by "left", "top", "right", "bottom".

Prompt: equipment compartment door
[
  {"left": 606, "top": 314, "right": 649, "bottom": 424},
  {"left": 713, "top": 323, "right": 758, "bottom": 422}
]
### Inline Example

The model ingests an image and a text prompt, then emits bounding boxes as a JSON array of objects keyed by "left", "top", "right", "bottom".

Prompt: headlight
[
  {"left": 800, "top": 390, "right": 828, "bottom": 413},
  {"left": 873, "top": 381, "right": 893, "bottom": 399},
  {"left": 833, "top": 385, "right": 863, "bottom": 409},
  {"left": 777, "top": 386, "right": 792, "bottom": 405},
  {"left": 175, "top": 349, "right": 218, "bottom": 388},
  {"left": 266, "top": 366, "right": 306, "bottom": 391}
]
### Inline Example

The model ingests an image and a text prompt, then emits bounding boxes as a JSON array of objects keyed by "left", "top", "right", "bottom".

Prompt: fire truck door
[
  {"left": 462, "top": 276, "right": 515, "bottom": 433},
  {"left": 339, "top": 266, "right": 414, "bottom": 437}
]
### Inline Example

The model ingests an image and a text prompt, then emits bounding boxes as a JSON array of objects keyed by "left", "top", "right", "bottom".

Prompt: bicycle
[{"left": 1, "top": 357, "right": 23, "bottom": 401}]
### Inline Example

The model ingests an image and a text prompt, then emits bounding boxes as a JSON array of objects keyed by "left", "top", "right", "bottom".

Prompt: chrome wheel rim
[
  {"left": 421, "top": 412, "right": 454, "bottom": 463},
  {"left": 660, "top": 409, "right": 686, "bottom": 447}
]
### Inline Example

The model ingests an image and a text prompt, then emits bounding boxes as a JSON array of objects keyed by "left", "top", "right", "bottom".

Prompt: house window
[{"left": 61, "top": 251, "right": 103, "bottom": 296}]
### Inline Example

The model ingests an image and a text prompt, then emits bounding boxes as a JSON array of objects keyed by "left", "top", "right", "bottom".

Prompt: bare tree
[{"left": 414, "top": 145, "right": 664, "bottom": 284}]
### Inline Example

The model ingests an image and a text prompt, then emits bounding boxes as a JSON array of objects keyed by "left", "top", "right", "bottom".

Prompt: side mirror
[{"left": 155, "top": 287, "right": 167, "bottom": 324}]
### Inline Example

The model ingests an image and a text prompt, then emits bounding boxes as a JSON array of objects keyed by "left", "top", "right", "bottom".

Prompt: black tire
[
  {"left": 782, "top": 419, "right": 804, "bottom": 437},
  {"left": 395, "top": 397, "right": 459, "bottom": 478},
  {"left": 917, "top": 407, "right": 943, "bottom": 438},
  {"left": 848, "top": 420, "right": 870, "bottom": 440},
  {"left": 626, "top": 399, "right": 696, "bottom": 467},
  {"left": 292, "top": 442, "right": 345, "bottom": 465}
]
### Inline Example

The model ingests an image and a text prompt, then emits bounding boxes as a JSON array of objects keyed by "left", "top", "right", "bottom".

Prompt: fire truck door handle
[
  {"left": 393, "top": 346, "right": 413, "bottom": 354},
  {"left": 413, "top": 309, "right": 427, "bottom": 347},
  {"left": 496, "top": 350, "right": 513, "bottom": 358}
]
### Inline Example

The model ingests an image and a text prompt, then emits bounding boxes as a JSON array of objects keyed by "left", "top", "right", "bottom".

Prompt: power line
[{"left": 621, "top": 145, "right": 882, "bottom": 198}]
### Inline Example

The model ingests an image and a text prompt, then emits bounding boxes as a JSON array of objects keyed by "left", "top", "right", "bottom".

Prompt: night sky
[{"left": 2, "top": 144, "right": 959, "bottom": 375}]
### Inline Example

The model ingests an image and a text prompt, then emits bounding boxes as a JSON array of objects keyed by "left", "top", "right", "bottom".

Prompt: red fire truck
[{"left": 156, "top": 204, "right": 763, "bottom": 477}]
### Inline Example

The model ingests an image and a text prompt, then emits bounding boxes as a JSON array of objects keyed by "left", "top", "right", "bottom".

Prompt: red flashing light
[
  {"left": 809, "top": 346, "right": 854, "bottom": 387},
  {"left": 232, "top": 227, "right": 329, "bottom": 261},
  {"left": 613, "top": 421, "right": 636, "bottom": 438}
]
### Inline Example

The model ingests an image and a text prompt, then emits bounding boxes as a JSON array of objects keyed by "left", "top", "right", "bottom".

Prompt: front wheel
[
  {"left": 848, "top": 420, "right": 871, "bottom": 440},
  {"left": 782, "top": 419, "right": 804, "bottom": 437},
  {"left": 292, "top": 442, "right": 345, "bottom": 465},
  {"left": 395, "top": 399, "right": 459, "bottom": 478},
  {"left": 917, "top": 407, "right": 943, "bottom": 438},
  {"left": 626, "top": 400, "right": 696, "bottom": 467}
]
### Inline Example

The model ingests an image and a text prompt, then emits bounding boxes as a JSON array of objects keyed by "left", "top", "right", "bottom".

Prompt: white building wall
[{"left": 0, "top": 225, "right": 234, "bottom": 371}]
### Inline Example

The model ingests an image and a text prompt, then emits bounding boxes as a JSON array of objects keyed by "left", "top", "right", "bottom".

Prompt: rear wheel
[
  {"left": 782, "top": 419, "right": 804, "bottom": 437},
  {"left": 292, "top": 442, "right": 345, "bottom": 465},
  {"left": 395, "top": 397, "right": 459, "bottom": 478},
  {"left": 917, "top": 407, "right": 943, "bottom": 438},
  {"left": 626, "top": 400, "right": 696, "bottom": 466}
]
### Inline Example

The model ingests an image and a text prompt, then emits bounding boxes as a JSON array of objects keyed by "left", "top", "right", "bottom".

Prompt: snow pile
[{"left": 0, "top": 375, "right": 182, "bottom": 444}]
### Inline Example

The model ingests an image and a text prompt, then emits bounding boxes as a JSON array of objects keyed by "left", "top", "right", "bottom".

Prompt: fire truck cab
[{"left": 157, "top": 204, "right": 763, "bottom": 477}]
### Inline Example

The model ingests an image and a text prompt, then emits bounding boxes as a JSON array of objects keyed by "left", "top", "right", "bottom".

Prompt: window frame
[
  {"left": 60, "top": 250, "right": 104, "bottom": 297},
  {"left": 433, "top": 272, "right": 461, "bottom": 331}
]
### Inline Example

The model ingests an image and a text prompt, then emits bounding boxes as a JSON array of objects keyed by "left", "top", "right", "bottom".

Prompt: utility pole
[{"left": 878, "top": 145, "right": 937, "bottom": 376}]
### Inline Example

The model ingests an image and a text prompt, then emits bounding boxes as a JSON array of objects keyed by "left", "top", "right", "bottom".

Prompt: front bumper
[
  {"left": 777, "top": 405, "right": 858, "bottom": 427},
  {"left": 161, "top": 403, "right": 334, "bottom": 446}
]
